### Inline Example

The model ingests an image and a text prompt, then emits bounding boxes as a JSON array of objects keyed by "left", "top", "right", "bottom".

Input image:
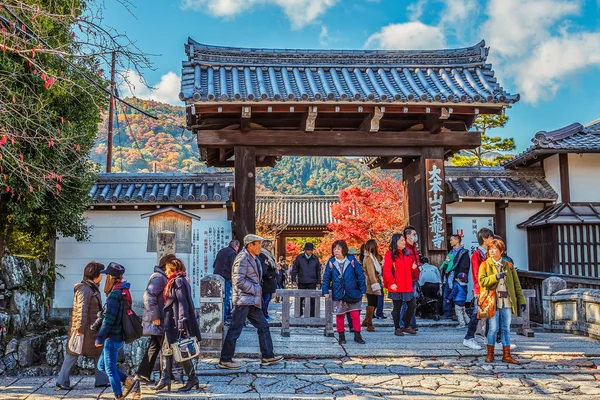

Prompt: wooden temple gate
[{"left": 180, "top": 39, "right": 519, "bottom": 264}]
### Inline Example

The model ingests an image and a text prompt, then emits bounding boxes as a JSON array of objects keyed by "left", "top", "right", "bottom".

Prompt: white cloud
[
  {"left": 119, "top": 70, "right": 182, "bottom": 105},
  {"left": 319, "top": 25, "right": 329, "bottom": 47},
  {"left": 407, "top": 0, "right": 476, "bottom": 25},
  {"left": 180, "top": 0, "right": 337, "bottom": 29},
  {"left": 407, "top": 0, "right": 427, "bottom": 20},
  {"left": 365, "top": 22, "right": 446, "bottom": 50}
]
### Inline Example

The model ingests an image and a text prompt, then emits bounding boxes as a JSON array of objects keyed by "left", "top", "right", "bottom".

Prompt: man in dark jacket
[
  {"left": 219, "top": 234, "right": 284, "bottom": 370},
  {"left": 441, "top": 234, "right": 470, "bottom": 319},
  {"left": 291, "top": 243, "right": 321, "bottom": 317},
  {"left": 213, "top": 240, "right": 240, "bottom": 321}
]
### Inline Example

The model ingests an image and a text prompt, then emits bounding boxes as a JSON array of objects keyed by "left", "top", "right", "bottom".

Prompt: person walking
[
  {"left": 213, "top": 240, "right": 240, "bottom": 322},
  {"left": 95, "top": 262, "right": 136, "bottom": 400},
  {"left": 463, "top": 228, "right": 494, "bottom": 350},
  {"left": 401, "top": 226, "right": 420, "bottom": 331},
  {"left": 134, "top": 254, "right": 173, "bottom": 386},
  {"left": 322, "top": 240, "right": 367, "bottom": 344},
  {"left": 359, "top": 240, "right": 383, "bottom": 332},
  {"left": 479, "top": 239, "right": 526, "bottom": 364},
  {"left": 383, "top": 234, "right": 420, "bottom": 336},
  {"left": 275, "top": 262, "right": 287, "bottom": 303},
  {"left": 258, "top": 240, "right": 277, "bottom": 321},
  {"left": 56, "top": 261, "right": 109, "bottom": 390},
  {"left": 448, "top": 272, "right": 469, "bottom": 328},
  {"left": 290, "top": 243, "right": 321, "bottom": 317},
  {"left": 160, "top": 257, "right": 202, "bottom": 392},
  {"left": 219, "top": 234, "right": 284, "bottom": 370}
]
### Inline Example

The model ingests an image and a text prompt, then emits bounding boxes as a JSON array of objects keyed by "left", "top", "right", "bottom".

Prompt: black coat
[
  {"left": 258, "top": 253, "right": 277, "bottom": 294},
  {"left": 454, "top": 247, "right": 471, "bottom": 277},
  {"left": 164, "top": 276, "right": 201, "bottom": 345},
  {"left": 213, "top": 245, "right": 237, "bottom": 280},
  {"left": 291, "top": 254, "right": 321, "bottom": 285},
  {"left": 275, "top": 269, "right": 287, "bottom": 288}
]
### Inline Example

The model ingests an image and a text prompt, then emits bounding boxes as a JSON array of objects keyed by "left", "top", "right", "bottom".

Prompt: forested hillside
[{"left": 91, "top": 99, "right": 369, "bottom": 194}]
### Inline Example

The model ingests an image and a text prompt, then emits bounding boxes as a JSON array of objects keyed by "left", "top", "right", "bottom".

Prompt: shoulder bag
[
  {"left": 122, "top": 297, "right": 143, "bottom": 344},
  {"left": 171, "top": 332, "right": 201, "bottom": 363},
  {"left": 477, "top": 261, "right": 497, "bottom": 319}
]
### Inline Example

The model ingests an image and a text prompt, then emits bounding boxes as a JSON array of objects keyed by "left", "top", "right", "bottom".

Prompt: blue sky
[{"left": 106, "top": 0, "right": 600, "bottom": 151}]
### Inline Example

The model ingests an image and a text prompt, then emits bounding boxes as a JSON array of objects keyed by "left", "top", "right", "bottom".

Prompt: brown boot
[
  {"left": 361, "top": 308, "right": 369, "bottom": 327},
  {"left": 365, "top": 306, "right": 375, "bottom": 332},
  {"left": 502, "top": 346, "right": 519, "bottom": 364},
  {"left": 485, "top": 344, "right": 495, "bottom": 363}
]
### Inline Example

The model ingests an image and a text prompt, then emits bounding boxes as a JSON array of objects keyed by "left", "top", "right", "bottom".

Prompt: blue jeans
[
  {"left": 262, "top": 292, "right": 273, "bottom": 319},
  {"left": 375, "top": 294, "right": 385, "bottom": 317},
  {"left": 487, "top": 307, "right": 512, "bottom": 346},
  {"left": 442, "top": 282, "right": 454, "bottom": 317},
  {"left": 224, "top": 279, "right": 232, "bottom": 319},
  {"left": 221, "top": 305, "right": 274, "bottom": 362},
  {"left": 98, "top": 339, "right": 127, "bottom": 396}
]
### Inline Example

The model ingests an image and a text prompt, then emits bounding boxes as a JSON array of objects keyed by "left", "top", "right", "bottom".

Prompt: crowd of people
[{"left": 57, "top": 226, "right": 526, "bottom": 399}]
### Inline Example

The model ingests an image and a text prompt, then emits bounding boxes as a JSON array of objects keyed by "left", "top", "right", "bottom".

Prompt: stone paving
[{"left": 2, "top": 325, "right": 600, "bottom": 399}]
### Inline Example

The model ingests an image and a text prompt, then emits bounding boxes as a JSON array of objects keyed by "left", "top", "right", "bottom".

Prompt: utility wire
[
  {"left": 0, "top": 5, "right": 158, "bottom": 120},
  {"left": 121, "top": 103, "right": 150, "bottom": 169}
]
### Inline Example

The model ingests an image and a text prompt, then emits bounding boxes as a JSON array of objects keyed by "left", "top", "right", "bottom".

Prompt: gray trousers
[{"left": 56, "top": 353, "right": 109, "bottom": 387}]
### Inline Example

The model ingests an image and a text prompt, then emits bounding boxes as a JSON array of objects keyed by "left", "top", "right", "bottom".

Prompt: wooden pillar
[
  {"left": 277, "top": 234, "right": 287, "bottom": 260},
  {"left": 559, "top": 153, "right": 571, "bottom": 203},
  {"left": 403, "top": 147, "right": 447, "bottom": 266},
  {"left": 234, "top": 146, "right": 256, "bottom": 240},
  {"left": 495, "top": 202, "right": 508, "bottom": 249}
]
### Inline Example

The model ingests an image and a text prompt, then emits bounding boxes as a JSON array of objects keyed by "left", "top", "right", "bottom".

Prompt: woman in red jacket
[{"left": 383, "top": 233, "right": 420, "bottom": 336}]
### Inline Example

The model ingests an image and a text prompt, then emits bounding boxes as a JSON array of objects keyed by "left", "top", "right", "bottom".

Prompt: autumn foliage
[{"left": 318, "top": 175, "right": 408, "bottom": 256}]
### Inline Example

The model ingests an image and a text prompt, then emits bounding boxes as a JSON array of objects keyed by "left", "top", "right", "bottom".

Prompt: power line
[{"left": 120, "top": 103, "right": 150, "bottom": 170}]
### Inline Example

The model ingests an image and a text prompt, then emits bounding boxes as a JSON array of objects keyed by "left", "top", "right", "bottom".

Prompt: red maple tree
[{"left": 318, "top": 175, "right": 408, "bottom": 256}]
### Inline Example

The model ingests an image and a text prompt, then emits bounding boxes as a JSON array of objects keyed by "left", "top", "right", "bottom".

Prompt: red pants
[{"left": 336, "top": 310, "right": 361, "bottom": 333}]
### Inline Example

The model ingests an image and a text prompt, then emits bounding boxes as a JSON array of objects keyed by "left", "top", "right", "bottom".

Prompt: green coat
[{"left": 478, "top": 257, "right": 526, "bottom": 316}]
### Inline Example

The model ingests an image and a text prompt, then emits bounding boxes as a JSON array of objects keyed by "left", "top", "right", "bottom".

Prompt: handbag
[
  {"left": 68, "top": 332, "right": 84, "bottom": 355},
  {"left": 477, "top": 261, "right": 497, "bottom": 319},
  {"left": 122, "top": 300, "right": 143, "bottom": 344},
  {"left": 171, "top": 333, "right": 201, "bottom": 363}
]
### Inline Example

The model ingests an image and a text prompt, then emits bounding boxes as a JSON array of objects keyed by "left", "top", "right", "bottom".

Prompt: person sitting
[{"left": 448, "top": 272, "right": 469, "bottom": 328}]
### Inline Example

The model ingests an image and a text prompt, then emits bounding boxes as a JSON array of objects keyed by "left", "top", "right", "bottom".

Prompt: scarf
[
  {"left": 163, "top": 271, "right": 186, "bottom": 300},
  {"left": 368, "top": 253, "right": 382, "bottom": 275},
  {"left": 260, "top": 248, "right": 277, "bottom": 270},
  {"left": 113, "top": 282, "right": 132, "bottom": 307},
  {"left": 334, "top": 257, "right": 348, "bottom": 275}
]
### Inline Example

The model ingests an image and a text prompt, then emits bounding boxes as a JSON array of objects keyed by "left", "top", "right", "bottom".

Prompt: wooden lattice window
[
  {"left": 146, "top": 210, "right": 193, "bottom": 253},
  {"left": 557, "top": 224, "right": 600, "bottom": 278}
]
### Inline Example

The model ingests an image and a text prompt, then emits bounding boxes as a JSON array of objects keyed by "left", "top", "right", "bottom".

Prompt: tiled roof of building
[
  {"left": 518, "top": 203, "right": 600, "bottom": 227},
  {"left": 180, "top": 38, "right": 519, "bottom": 105},
  {"left": 445, "top": 167, "right": 557, "bottom": 202},
  {"left": 89, "top": 173, "right": 233, "bottom": 205},
  {"left": 256, "top": 195, "right": 338, "bottom": 227},
  {"left": 504, "top": 121, "right": 600, "bottom": 168}
]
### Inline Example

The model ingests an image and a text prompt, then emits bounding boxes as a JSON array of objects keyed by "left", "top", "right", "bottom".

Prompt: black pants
[
  {"left": 391, "top": 298, "right": 416, "bottom": 330},
  {"left": 366, "top": 294, "right": 378, "bottom": 307},
  {"left": 298, "top": 283, "right": 317, "bottom": 317},
  {"left": 136, "top": 334, "right": 163, "bottom": 379},
  {"left": 220, "top": 305, "right": 274, "bottom": 362}
]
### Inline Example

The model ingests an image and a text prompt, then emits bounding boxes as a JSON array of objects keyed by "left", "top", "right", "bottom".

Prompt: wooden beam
[
  {"left": 210, "top": 157, "right": 277, "bottom": 168},
  {"left": 559, "top": 153, "right": 571, "bottom": 202},
  {"left": 424, "top": 113, "right": 443, "bottom": 134},
  {"left": 218, "top": 148, "right": 226, "bottom": 162},
  {"left": 495, "top": 201, "right": 508, "bottom": 248},
  {"left": 196, "top": 129, "right": 481, "bottom": 148},
  {"left": 240, "top": 106, "right": 251, "bottom": 133},
  {"left": 254, "top": 146, "right": 422, "bottom": 157},
  {"left": 301, "top": 106, "right": 318, "bottom": 132},
  {"left": 359, "top": 106, "right": 385, "bottom": 133},
  {"left": 234, "top": 146, "right": 256, "bottom": 240}
]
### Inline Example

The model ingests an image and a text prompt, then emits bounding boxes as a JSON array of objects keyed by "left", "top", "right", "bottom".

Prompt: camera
[{"left": 90, "top": 310, "right": 104, "bottom": 332}]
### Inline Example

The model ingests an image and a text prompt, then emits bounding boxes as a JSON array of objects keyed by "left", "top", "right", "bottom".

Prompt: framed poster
[{"left": 190, "top": 220, "right": 232, "bottom": 304}]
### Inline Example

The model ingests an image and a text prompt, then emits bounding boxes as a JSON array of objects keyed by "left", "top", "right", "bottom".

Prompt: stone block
[
  {"left": 5, "top": 338, "right": 18, "bottom": 355},
  {"left": 0, "top": 256, "right": 26, "bottom": 290},
  {"left": 46, "top": 336, "right": 67, "bottom": 367},
  {"left": 555, "top": 302, "right": 577, "bottom": 321},
  {"left": 586, "top": 302, "right": 600, "bottom": 324},
  {"left": 200, "top": 274, "right": 224, "bottom": 350},
  {"left": 17, "top": 339, "right": 34, "bottom": 367}
]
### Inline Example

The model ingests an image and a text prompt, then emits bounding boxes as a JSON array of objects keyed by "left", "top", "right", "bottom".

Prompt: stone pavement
[{"left": 2, "top": 325, "right": 600, "bottom": 400}]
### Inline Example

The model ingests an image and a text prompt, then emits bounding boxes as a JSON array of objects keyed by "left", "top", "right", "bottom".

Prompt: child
[
  {"left": 275, "top": 263, "right": 287, "bottom": 303},
  {"left": 448, "top": 272, "right": 469, "bottom": 328}
]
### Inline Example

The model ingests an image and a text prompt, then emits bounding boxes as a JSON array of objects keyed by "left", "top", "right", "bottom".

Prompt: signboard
[
  {"left": 425, "top": 159, "right": 447, "bottom": 251},
  {"left": 190, "top": 220, "right": 232, "bottom": 304}
]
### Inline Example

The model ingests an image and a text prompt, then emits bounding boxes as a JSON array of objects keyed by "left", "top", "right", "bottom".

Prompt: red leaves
[
  {"left": 48, "top": 139, "right": 55, "bottom": 147},
  {"left": 0, "top": 135, "right": 6, "bottom": 147},
  {"left": 44, "top": 76, "right": 55, "bottom": 90},
  {"left": 29, "top": 186, "right": 33, "bottom": 193}
]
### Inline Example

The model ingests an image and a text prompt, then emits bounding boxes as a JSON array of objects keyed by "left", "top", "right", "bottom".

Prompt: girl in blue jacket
[{"left": 322, "top": 240, "right": 367, "bottom": 345}]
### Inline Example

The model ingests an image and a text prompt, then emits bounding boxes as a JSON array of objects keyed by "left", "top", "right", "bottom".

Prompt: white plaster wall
[
  {"left": 505, "top": 203, "right": 544, "bottom": 270},
  {"left": 544, "top": 154, "right": 562, "bottom": 203},
  {"left": 446, "top": 201, "right": 495, "bottom": 215},
  {"left": 568, "top": 154, "right": 600, "bottom": 202},
  {"left": 54, "top": 208, "right": 228, "bottom": 309}
]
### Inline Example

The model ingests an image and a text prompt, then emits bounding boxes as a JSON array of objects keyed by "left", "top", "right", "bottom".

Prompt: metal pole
[{"left": 106, "top": 51, "right": 116, "bottom": 173}]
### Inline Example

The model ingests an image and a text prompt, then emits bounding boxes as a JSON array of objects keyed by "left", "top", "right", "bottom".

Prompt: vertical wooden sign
[{"left": 425, "top": 159, "right": 447, "bottom": 251}]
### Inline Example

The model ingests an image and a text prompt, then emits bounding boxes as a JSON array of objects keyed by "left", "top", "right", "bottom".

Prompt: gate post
[{"left": 199, "top": 274, "right": 224, "bottom": 350}]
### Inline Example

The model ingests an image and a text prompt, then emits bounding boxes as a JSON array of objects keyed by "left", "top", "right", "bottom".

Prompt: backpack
[{"left": 122, "top": 295, "right": 143, "bottom": 344}]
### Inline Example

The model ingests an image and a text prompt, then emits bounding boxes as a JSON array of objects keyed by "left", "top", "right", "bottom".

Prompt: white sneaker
[
  {"left": 456, "top": 324, "right": 466, "bottom": 329},
  {"left": 495, "top": 342, "right": 516, "bottom": 350},
  {"left": 463, "top": 338, "right": 482, "bottom": 350}
]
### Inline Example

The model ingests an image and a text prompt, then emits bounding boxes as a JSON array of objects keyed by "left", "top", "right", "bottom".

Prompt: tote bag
[
  {"left": 67, "top": 332, "right": 84, "bottom": 355},
  {"left": 477, "top": 262, "right": 497, "bottom": 319}
]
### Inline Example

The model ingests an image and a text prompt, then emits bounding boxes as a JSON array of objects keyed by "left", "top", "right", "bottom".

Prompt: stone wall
[{"left": 543, "top": 276, "right": 600, "bottom": 339}]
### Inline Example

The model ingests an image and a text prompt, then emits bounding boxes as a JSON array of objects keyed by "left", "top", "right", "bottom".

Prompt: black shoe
[
  {"left": 94, "top": 383, "right": 111, "bottom": 388},
  {"left": 338, "top": 332, "right": 346, "bottom": 345},
  {"left": 354, "top": 332, "right": 366, "bottom": 344},
  {"left": 55, "top": 383, "right": 73, "bottom": 391},
  {"left": 153, "top": 379, "right": 172, "bottom": 391},
  {"left": 178, "top": 375, "right": 199, "bottom": 392}
]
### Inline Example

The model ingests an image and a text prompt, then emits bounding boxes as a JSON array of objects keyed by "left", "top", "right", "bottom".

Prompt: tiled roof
[
  {"left": 89, "top": 173, "right": 233, "bottom": 205},
  {"left": 518, "top": 203, "right": 600, "bottom": 228},
  {"left": 445, "top": 167, "right": 557, "bottom": 202},
  {"left": 256, "top": 195, "right": 338, "bottom": 227},
  {"left": 504, "top": 121, "right": 600, "bottom": 168},
  {"left": 180, "top": 38, "right": 519, "bottom": 105}
]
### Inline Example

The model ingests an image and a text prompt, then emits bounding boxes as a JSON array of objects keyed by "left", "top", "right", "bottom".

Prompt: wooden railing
[
  {"left": 275, "top": 289, "right": 333, "bottom": 337},
  {"left": 518, "top": 270, "right": 600, "bottom": 323}
]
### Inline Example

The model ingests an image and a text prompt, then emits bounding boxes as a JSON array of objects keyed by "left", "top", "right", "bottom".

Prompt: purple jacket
[{"left": 163, "top": 276, "right": 201, "bottom": 345}]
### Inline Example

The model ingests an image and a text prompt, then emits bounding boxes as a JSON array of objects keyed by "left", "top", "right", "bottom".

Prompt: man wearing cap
[
  {"left": 219, "top": 234, "right": 284, "bottom": 370},
  {"left": 291, "top": 242, "right": 322, "bottom": 318}
]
